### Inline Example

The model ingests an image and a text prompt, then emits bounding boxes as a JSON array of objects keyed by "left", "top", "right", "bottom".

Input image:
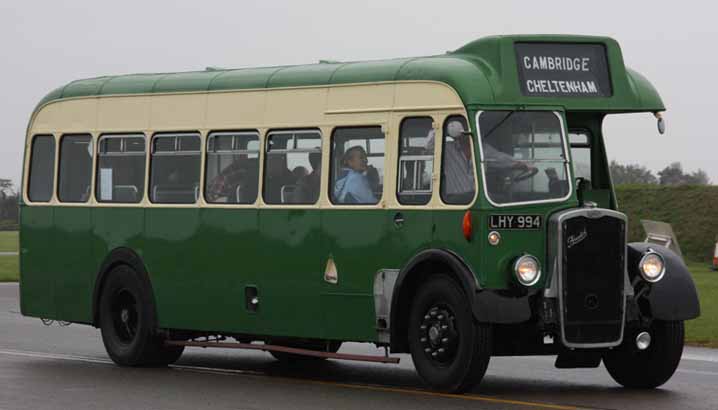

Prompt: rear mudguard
[{"left": 627, "top": 242, "right": 700, "bottom": 321}]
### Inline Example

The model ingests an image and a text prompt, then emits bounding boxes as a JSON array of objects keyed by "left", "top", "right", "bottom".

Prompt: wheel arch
[
  {"left": 627, "top": 242, "right": 700, "bottom": 321},
  {"left": 92, "top": 247, "right": 158, "bottom": 330},
  {"left": 389, "top": 249, "right": 479, "bottom": 353}
]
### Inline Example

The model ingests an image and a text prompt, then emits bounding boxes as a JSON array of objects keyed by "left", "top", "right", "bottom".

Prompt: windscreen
[{"left": 478, "top": 111, "right": 570, "bottom": 205}]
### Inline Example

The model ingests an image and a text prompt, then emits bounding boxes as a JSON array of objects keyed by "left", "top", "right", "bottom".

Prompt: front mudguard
[{"left": 627, "top": 243, "right": 700, "bottom": 321}]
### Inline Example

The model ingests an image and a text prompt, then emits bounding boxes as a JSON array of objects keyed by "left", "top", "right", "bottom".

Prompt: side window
[
  {"left": 397, "top": 117, "right": 433, "bottom": 205},
  {"left": 441, "top": 116, "right": 475, "bottom": 205},
  {"left": 569, "top": 131, "right": 591, "bottom": 182},
  {"left": 58, "top": 134, "right": 93, "bottom": 203},
  {"left": 149, "top": 133, "right": 201, "bottom": 204},
  {"left": 205, "top": 131, "right": 260, "bottom": 204},
  {"left": 263, "top": 130, "right": 321, "bottom": 205},
  {"left": 28, "top": 135, "right": 55, "bottom": 202},
  {"left": 96, "top": 135, "right": 146, "bottom": 203},
  {"left": 330, "top": 127, "right": 385, "bottom": 205}
]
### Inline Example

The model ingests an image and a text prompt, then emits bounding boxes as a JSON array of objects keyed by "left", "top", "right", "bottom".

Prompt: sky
[{"left": 1, "top": 1, "right": 716, "bottom": 187}]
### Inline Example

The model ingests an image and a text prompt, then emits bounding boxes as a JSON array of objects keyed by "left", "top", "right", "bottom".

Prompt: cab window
[
  {"left": 397, "top": 117, "right": 433, "bottom": 205},
  {"left": 440, "top": 116, "right": 475, "bottom": 205},
  {"left": 263, "top": 130, "right": 321, "bottom": 205},
  {"left": 205, "top": 131, "right": 260, "bottom": 204},
  {"left": 330, "top": 126, "right": 384, "bottom": 205}
]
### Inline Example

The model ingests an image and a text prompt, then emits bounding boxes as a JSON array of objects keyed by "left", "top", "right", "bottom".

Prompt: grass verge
[
  {"left": 0, "top": 231, "right": 18, "bottom": 252},
  {"left": 685, "top": 262, "right": 718, "bottom": 348},
  {"left": 0, "top": 255, "right": 18, "bottom": 282}
]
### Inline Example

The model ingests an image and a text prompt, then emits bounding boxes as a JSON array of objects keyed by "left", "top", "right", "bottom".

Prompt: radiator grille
[{"left": 561, "top": 215, "right": 625, "bottom": 345}]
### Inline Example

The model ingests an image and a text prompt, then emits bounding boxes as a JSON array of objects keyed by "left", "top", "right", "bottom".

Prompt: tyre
[
  {"left": 269, "top": 340, "right": 342, "bottom": 362},
  {"left": 408, "top": 275, "right": 491, "bottom": 393},
  {"left": 99, "top": 264, "right": 184, "bottom": 366},
  {"left": 603, "top": 320, "right": 684, "bottom": 388}
]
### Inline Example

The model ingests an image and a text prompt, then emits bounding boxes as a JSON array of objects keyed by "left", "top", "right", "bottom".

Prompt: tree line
[
  {"left": 0, "top": 179, "right": 19, "bottom": 230},
  {"left": 609, "top": 161, "right": 711, "bottom": 186}
]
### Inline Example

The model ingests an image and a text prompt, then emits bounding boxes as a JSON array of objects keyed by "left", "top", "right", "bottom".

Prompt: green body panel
[
  {"left": 53, "top": 207, "right": 94, "bottom": 323},
  {"left": 257, "top": 209, "right": 324, "bottom": 338},
  {"left": 19, "top": 207, "right": 56, "bottom": 318},
  {"left": 34, "top": 35, "right": 664, "bottom": 114},
  {"left": 321, "top": 210, "right": 388, "bottom": 341}
]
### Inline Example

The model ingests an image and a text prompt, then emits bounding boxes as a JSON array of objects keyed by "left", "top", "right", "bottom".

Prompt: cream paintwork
[{"left": 24, "top": 80, "right": 478, "bottom": 210}]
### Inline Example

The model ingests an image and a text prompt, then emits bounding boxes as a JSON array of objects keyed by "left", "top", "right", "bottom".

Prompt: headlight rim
[
  {"left": 638, "top": 250, "right": 666, "bottom": 283},
  {"left": 514, "top": 254, "right": 541, "bottom": 287}
]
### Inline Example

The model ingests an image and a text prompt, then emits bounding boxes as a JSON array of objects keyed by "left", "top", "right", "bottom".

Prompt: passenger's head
[
  {"left": 308, "top": 152, "right": 321, "bottom": 172},
  {"left": 342, "top": 146, "right": 368, "bottom": 172},
  {"left": 292, "top": 166, "right": 308, "bottom": 180}
]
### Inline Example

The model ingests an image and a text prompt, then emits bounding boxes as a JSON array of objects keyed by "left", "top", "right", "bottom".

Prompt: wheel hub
[
  {"left": 419, "top": 306, "right": 458, "bottom": 364},
  {"left": 120, "top": 309, "right": 129, "bottom": 323}
]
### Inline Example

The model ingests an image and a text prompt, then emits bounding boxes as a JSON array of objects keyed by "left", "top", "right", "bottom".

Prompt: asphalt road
[{"left": 1, "top": 283, "right": 717, "bottom": 410}]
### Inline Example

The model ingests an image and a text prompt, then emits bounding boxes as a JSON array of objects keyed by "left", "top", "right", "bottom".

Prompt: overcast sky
[{"left": 1, "top": 1, "right": 716, "bottom": 186}]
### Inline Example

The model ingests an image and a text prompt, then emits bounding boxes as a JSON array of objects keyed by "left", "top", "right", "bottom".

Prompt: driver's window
[{"left": 569, "top": 131, "right": 591, "bottom": 182}]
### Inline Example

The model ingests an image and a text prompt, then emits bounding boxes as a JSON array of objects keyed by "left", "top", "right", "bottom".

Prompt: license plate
[{"left": 489, "top": 214, "right": 542, "bottom": 230}]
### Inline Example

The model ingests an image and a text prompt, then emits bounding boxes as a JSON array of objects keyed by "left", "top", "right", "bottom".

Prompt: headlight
[
  {"left": 639, "top": 251, "right": 665, "bottom": 283},
  {"left": 514, "top": 255, "right": 541, "bottom": 286}
]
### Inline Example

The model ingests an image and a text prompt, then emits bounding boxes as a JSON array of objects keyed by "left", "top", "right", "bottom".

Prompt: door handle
[{"left": 393, "top": 212, "right": 405, "bottom": 228}]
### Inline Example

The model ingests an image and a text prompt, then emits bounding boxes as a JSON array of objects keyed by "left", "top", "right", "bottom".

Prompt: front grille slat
[{"left": 560, "top": 214, "right": 625, "bottom": 346}]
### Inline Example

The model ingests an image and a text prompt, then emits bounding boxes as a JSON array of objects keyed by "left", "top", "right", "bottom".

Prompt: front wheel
[
  {"left": 99, "top": 265, "right": 183, "bottom": 366},
  {"left": 603, "top": 320, "right": 684, "bottom": 388},
  {"left": 408, "top": 275, "right": 491, "bottom": 393}
]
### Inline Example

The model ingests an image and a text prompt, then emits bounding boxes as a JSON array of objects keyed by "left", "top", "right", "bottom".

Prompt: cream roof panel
[
  {"left": 149, "top": 94, "right": 208, "bottom": 130},
  {"left": 393, "top": 82, "right": 462, "bottom": 109},
  {"left": 206, "top": 91, "right": 266, "bottom": 129},
  {"left": 98, "top": 96, "right": 151, "bottom": 131},
  {"left": 264, "top": 88, "right": 326, "bottom": 126}
]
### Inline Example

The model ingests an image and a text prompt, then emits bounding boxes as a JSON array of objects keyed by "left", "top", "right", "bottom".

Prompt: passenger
[
  {"left": 296, "top": 152, "right": 321, "bottom": 203},
  {"left": 206, "top": 159, "right": 246, "bottom": 202},
  {"left": 264, "top": 154, "right": 293, "bottom": 203},
  {"left": 334, "top": 146, "right": 377, "bottom": 204}
]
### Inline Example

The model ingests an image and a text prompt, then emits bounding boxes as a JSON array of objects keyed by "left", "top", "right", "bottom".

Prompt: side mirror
[
  {"left": 655, "top": 112, "right": 666, "bottom": 135},
  {"left": 575, "top": 177, "right": 591, "bottom": 205}
]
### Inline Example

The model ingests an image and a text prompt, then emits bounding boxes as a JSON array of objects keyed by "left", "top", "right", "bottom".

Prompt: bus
[{"left": 20, "top": 35, "right": 700, "bottom": 393}]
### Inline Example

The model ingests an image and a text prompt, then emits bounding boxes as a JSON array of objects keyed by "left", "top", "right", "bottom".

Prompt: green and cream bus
[{"left": 20, "top": 35, "right": 700, "bottom": 393}]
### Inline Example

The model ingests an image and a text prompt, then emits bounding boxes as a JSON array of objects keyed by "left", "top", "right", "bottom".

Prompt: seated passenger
[
  {"left": 296, "top": 152, "right": 321, "bottom": 203},
  {"left": 206, "top": 159, "right": 246, "bottom": 202},
  {"left": 333, "top": 146, "right": 377, "bottom": 204}
]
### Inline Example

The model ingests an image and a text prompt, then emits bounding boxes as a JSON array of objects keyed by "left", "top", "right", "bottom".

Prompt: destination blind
[{"left": 515, "top": 43, "right": 612, "bottom": 97}]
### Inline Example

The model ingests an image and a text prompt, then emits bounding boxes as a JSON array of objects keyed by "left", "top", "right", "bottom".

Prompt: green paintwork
[
  {"left": 33, "top": 35, "right": 663, "bottom": 115},
  {"left": 21, "top": 35, "right": 666, "bottom": 346}
]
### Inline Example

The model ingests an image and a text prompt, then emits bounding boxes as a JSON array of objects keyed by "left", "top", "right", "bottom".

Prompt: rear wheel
[
  {"left": 99, "top": 265, "right": 183, "bottom": 366},
  {"left": 408, "top": 275, "right": 491, "bottom": 393},
  {"left": 603, "top": 320, "right": 684, "bottom": 388}
]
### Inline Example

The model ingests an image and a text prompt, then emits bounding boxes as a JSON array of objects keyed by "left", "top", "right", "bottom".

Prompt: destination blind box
[{"left": 515, "top": 42, "right": 612, "bottom": 97}]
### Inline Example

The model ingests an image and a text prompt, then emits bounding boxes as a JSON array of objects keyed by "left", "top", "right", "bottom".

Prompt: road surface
[{"left": 1, "top": 283, "right": 716, "bottom": 410}]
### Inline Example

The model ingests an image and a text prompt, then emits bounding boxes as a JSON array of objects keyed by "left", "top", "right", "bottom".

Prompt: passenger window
[
  {"left": 149, "top": 133, "right": 201, "bottom": 204},
  {"left": 58, "top": 134, "right": 93, "bottom": 203},
  {"left": 28, "top": 135, "right": 55, "bottom": 202},
  {"left": 205, "top": 131, "right": 260, "bottom": 204},
  {"left": 96, "top": 135, "right": 146, "bottom": 203},
  {"left": 330, "top": 127, "right": 385, "bottom": 205},
  {"left": 441, "top": 116, "right": 475, "bottom": 205},
  {"left": 263, "top": 130, "right": 321, "bottom": 205},
  {"left": 397, "top": 117, "right": 433, "bottom": 205},
  {"left": 569, "top": 131, "right": 591, "bottom": 182}
]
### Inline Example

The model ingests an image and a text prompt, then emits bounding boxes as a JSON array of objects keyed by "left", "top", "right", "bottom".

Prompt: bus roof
[{"left": 35, "top": 35, "right": 664, "bottom": 114}]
